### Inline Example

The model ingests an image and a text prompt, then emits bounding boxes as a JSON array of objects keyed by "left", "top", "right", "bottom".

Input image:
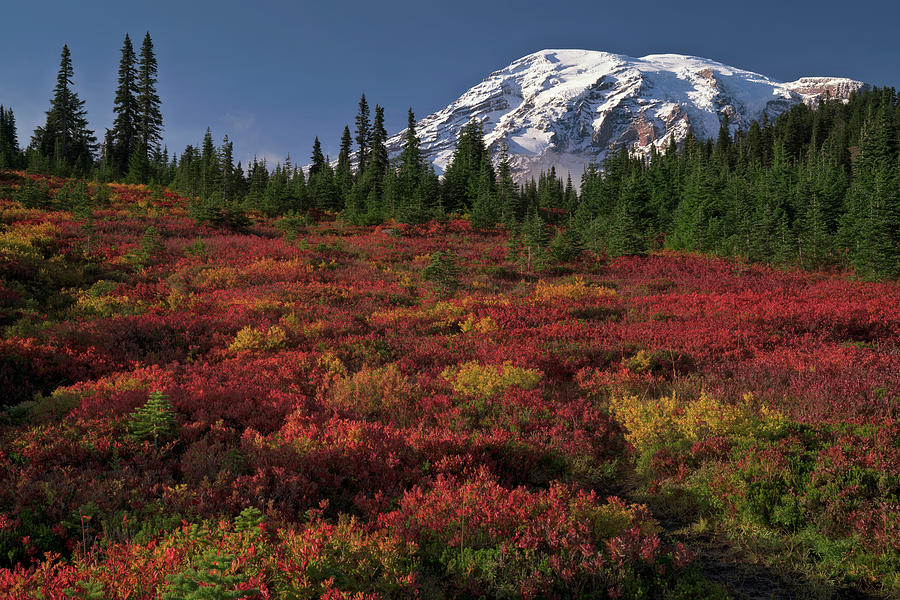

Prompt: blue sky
[{"left": 1, "top": 0, "right": 897, "bottom": 168}]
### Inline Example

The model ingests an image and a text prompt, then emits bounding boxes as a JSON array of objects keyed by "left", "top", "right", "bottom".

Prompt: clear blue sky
[{"left": 1, "top": 0, "right": 897, "bottom": 168}]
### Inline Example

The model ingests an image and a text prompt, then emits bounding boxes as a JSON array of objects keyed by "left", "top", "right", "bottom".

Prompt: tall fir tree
[
  {"left": 369, "top": 105, "right": 388, "bottom": 177},
  {"left": 31, "top": 44, "right": 96, "bottom": 174},
  {"left": 355, "top": 94, "right": 370, "bottom": 174},
  {"left": 110, "top": 34, "right": 138, "bottom": 176},
  {"left": 220, "top": 134, "right": 234, "bottom": 200},
  {"left": 199, "top": 127, "right": 221, "bottom": 199},
  {"left": 442, "top": 119, "right": 491, "bottom": 212},
  {"left": 334, "top": 125, "right": 353, "bottom": 199},
  {"left": 134, "top": 32, "right": 163, "bottom": 181},
  {"left": 0, "top": 105, "right": 20, "bottom": 168},
  {"left": 496, "top": 142, "right": 520, "bottom": 227},
  {"left": 397, "top": 108, "right": 424, "bottom": 222},
  {"left": 469, "top": 158, "right": 499, "bottom": 230},
  {"left": 838, "top": 101, "right": 900, "bottom": 278},
  {"left": 309, "top": 137, "right": 326, "bottom": 177}
]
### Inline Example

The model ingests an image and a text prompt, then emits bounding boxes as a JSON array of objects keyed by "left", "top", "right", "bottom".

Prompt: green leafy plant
[
  {"left": 421, "top": 250, "right": 460, "bottom": 295},
  {"left": 185, "top": 237, "right": 209, "bottom": 259},
  {"left": 162, "top": 549, "right": 257, "bottom": 600},
  {"left": 127, "top": 390, "right": 176, "bottom": 447},
  {"left": 234, "top": 507, "right": 265, "bottom": 533}
]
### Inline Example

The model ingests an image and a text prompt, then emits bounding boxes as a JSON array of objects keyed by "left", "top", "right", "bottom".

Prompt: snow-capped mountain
[{"left": 386, "top": 49, "right": 866, "bottom": 181}]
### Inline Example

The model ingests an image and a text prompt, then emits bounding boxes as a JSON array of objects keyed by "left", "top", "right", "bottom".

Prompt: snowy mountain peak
[{"left": 386, "top": 49, "right": 867, "bottom": 181}]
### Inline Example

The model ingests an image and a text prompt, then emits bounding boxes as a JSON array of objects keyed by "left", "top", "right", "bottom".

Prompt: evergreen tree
[
  {"left": 221, "top": 135, "right": 234, "bottom": 200},
  {"left": 0, "top": 105, "right": 20, "bottom": 168},
  {"left": 312, "top": 158, "right": 340, "bottom": 211},
  {"left": 418, "top": 164, "right": 442, "bottom": 218},
  {"left": 334, "top": 125, "right": 353, "bottom": 199},
  {"left": 369, "top": 105, "right": 388, "bottom": 177},
  {"left": 607, "top": 194, "right": 647, "bottom": 257},
  {"left": 135, "top": 32, "right": 163, "bottom": 180},
  {"left": 396, "top": 109, "right": 426, "bottom": 223},
  {"left": 421, "top": 250, "right": 461, "bottom": 296},
  {"left": 126, "top": 143, "right": 148, "bottom": 184},
  {"left": 110, "top": 34, "right": 138, "bottom": 176},
  {"left": 496, "top": 142, "right": 520, "bottom": 227},
  {"left": 469, "top": 158, "right": 498, "bottom": 229},
  {"left": 520, "top": 209, "right": 549, "bottom": 271},
  {"left": 380, "top": 165, "right": 398, "bottom": 219},
  {"left": 162, "top": 549, "right": 256, "bottom": 600},
  {"left": 442, "top": 119, "right": 491, "bottom": 212},
  {"left": 564, "top": 173, "right": 577, "bottom": 212},
  {"left": 127, "top": 390, "right": 176, "bottom": 448},
  {"left": 199, "top": 127, "right": 221, "bottom": 199},
  {"left": 308, "top": 137, "right": 326, "bottom": 178},
  {"left": 838, "top": 102, "right": 900, "bottom": 279},
  {"left": 669, "top": 166, "right": 710, "bottom": 250},
  {"left": 355, "top": 94, "right": 371, "bottom": 174},
  {"left": 31, "top": 45, "right": 96, "bottom": 174},
  {"left": 398, "top": 109, "right": 422, "bottom": 198},
  {"left": 290, "top": 166, "right": 307, "bottom": 211}
]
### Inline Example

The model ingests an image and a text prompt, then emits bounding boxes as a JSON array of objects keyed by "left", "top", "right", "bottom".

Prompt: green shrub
[
  {"left": 421, "top": 250, "right": 460, "bottom": 295},
  {"left": 127, "top": 390, "right": 176, "bottom": 448},
  {"left": 162, "top": 549, "right": 256, "bottom": 600}
]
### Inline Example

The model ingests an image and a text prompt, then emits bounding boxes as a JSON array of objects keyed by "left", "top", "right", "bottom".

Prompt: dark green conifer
[
  {"left": 135, "top": 33, "right": 163, "bottom": 180},
  {"left": 31, "top": 45, "right": 96, "bottom": 174},
  {"left": 355, "top": 94, "right": 371, "bottom": 174},
  {"left": 110, "top": 34, "right": 138, "bottom": 176}
]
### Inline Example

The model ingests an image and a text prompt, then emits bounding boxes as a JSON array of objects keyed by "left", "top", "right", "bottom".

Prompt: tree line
[
  {"left": 0, "top": 37, "right": 897, "bottom": 279},
  {"left": 1, "top": 34, "right": 163, "bottom": 180},
  {"left": 167, "top": 86, "right": 897, "bottom": 280},
  {"left": 569, "top": 87, "right": 900, "bottom": 279}
]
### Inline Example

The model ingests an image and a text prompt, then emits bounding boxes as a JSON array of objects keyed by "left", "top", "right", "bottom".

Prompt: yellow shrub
[
  {"left": 459, "top": 313, "right": 498, "bottom": 334},
  {"left": 74, "top": 293, "right": 134, "bottom": 317},
  {"left": 442, "top": 361, "right": 542, "bottom": 399},
  {"left": 164, "top": 287, "right": 197, "bottom": 310},
  {"left": 0, "top": 222, "right": 56, "bottom": 257},
  {"left": 585, "top": 499, "right": 662, "bottom": 539},
  {"left": 626, "top": 349, "right": 653, "bottom": 373},
  {"left": 229, "top": 325, "right": 287, "bottom": 352},
  {"left": 194, "top": 265, "right": 242, "bottom": 289},
  {"left": 397, "top": 272, "right": 415, "bottom": 291},
  {"left": 426, "top": 300, "right": 468, "bottom": 324},
  {"left": 245, "top": 257, "right": 312, "bottom": 282},
  {"left": 608, "top": 392, "right": 786, "bottom": 452},
  {"left": 608, "top": 393, "right": 679, "bottom": 451},
  {"left": 317, "top": 352, "right": 348, "bottom": 378},
  {"left": 278, "top": 312, "right": 304, "bottom": 334},
  {"left": 533, "top": 277, "right": 616, "bottom": 302}
]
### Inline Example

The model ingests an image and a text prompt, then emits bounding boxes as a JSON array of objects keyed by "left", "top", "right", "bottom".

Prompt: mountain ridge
[{"left": 384, "top": 49, "right": 867, "bottom": 181}]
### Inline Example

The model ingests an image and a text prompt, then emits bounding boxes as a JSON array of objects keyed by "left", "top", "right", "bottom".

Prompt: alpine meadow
[{"left": 0, "top": 6, "right": 898, "bottom": 600}]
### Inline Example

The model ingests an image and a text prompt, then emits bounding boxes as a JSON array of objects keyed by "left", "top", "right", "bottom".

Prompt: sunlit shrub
[
  {"left": 608, "top": 392, "right": 786, "bottom": 454},
  {"left": 317, "top": 352, "right": 348, "bottom": 378},
  {"left": 0, "top": 221, "right": 56, "bottom": 257},
  {"left": 228, "top": 325, "right": 288, "bottom": 353},
  {"left": 533, "top": 276, "right": 616, "bottom": 302},
  {"left": 326, "top": 364, "right": 416, "bottom": 422},
  {"left": 442, "top": 361, "right": 541, "bottom": 399},
  {"left": 458, "top": 313, "right": 498, "bottom": 334}
]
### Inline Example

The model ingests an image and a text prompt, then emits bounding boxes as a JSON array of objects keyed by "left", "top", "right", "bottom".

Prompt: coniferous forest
[
  {"left": 0, "top": 35, "right": 898, "bottom": 600},
  {"left": 2, "top": 38, "right": 898, "bottom": 280}
]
